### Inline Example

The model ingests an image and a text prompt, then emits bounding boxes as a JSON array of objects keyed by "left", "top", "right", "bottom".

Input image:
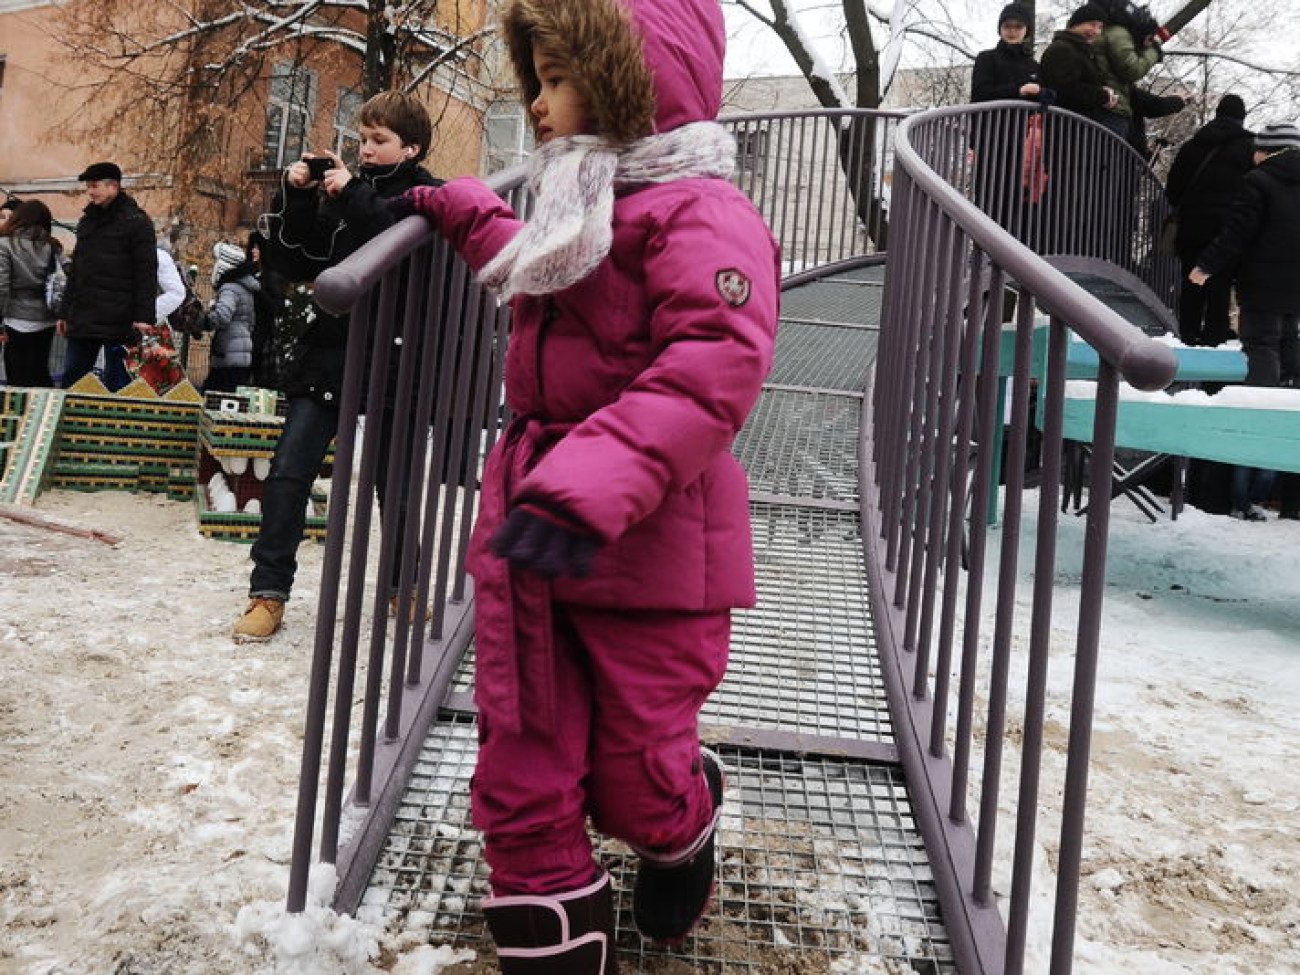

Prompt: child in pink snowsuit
[{"left": 401, "top": 1, "right": 780, "bottom": 970}]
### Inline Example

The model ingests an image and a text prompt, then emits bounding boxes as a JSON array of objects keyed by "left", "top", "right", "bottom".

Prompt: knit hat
[
  {"left": 211, "top": 241, "right": 245, "bottom": 286},
  {"left": 999, "top": 3, "right": 1032, "bottom": 27},
  {"left": 1255, "top": 123, "right": 1300, "bottom": 154},
  {"left": 1067, "top": 3, "right": 1106, "bottom": 28},
  {"left": 1214, "top": 94, "right": 1247, "bottom": 121},
  {"left": 78, "top": 161, "right": 123, "bottom": 182}
]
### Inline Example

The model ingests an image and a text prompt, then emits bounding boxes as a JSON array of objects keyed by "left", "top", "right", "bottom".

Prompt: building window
[
  {"left": 334, "top": 87, "right": 363, "bottom": 166},
  {"left": 482, "top": 101, "right": 528, "bottom": 175},
  {"left": 735, "top": 126, "right": 769, "bottom": 178},
  {"left": 263, "top": 62, "right": 317, "bottom": 169}
]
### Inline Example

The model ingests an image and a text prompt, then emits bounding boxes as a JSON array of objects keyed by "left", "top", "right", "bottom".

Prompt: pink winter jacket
[{"left": 424, "top": 0, "right": 780, "bottom": 614}]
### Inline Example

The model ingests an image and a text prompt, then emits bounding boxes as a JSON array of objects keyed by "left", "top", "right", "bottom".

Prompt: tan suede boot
[{"left": 232, "top": 597, "right": 285, "bottom": 642}]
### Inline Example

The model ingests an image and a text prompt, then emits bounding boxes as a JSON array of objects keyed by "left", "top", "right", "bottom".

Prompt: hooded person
[
  {"left": 202, "top": 240, "right": 260, "bottom": 392},
  {"left": 398, "top": 0, "right": 781, "bottom": 970}
]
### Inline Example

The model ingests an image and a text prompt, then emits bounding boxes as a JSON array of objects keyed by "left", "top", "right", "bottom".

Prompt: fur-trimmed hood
[{"left": 503, "top": 0, "right": 724, "bottom": 144}]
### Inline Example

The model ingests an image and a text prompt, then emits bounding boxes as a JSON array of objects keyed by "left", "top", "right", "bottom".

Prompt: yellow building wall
[{"left": 1, "top": 0, "right": 497, "bottom": 270}]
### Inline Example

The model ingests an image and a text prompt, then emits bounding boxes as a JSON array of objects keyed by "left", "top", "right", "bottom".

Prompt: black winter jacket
[
  {"left": 971, "top": 40, "right": 1040, "bottom": 103},
  {"left": 63, "top": 191, "right": 157, "bottom": 343},
  {"left": 1166, "top": 117, "right": 1256, "bottom": 257},
  {"left": 1196, "top": 149, "right": 1300, "bottom": 314},
  {"left": 263, "top": 160, "right": 441, "bottom": 403},
  {"left": 1040, "top": 30, "right": 1110, "bottom": 118}
]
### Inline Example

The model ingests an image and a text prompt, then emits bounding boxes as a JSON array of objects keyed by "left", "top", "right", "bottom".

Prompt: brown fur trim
[{"left": 503, "top": 0, "right": 656, "bottom": 145}]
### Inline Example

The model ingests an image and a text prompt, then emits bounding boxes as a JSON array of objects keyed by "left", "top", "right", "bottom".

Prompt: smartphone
[{"left": 305, "top": 156, "right": 332, "bottom": 181}]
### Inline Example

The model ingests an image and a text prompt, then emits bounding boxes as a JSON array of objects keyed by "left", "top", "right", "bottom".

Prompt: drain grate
[
  {"left": 768, "top": 320, "right": 877, "bottom": 392},
  {"left": 735, "top": 391, "right": 861, "bottom": 503},
  {"left": 362, "top": 726, "right": 954, "bottom": 973}
]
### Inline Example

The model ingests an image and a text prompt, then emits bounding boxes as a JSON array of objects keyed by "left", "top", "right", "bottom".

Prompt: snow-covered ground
[{"left": 1, "top": 487, "right": 1297, "bottom": 973}]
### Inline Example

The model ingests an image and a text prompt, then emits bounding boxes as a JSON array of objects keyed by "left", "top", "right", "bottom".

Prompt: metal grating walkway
[{"left": 358, "top": 262, "right": 957, "bottom": 973}]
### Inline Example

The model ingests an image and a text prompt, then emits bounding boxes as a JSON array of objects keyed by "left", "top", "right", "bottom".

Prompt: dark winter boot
[
  {"left": 483, "top": 869, "right": 618, "bottom": 975},
  {"left": 631, "top": 748, "right": 725, "bottom": 943}
]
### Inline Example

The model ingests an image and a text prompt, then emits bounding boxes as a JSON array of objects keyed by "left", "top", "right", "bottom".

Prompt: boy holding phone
[{"left": 234, "top": 89, "right": 442, "bottom": 641}]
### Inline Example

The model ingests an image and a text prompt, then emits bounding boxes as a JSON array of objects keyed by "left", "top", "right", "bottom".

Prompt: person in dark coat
[
  {"left": 1166, "top": 94, "right": 1256, "bottom": 346},
  {"left": 56, "top": 162, "right": 157, "bottom": 391},
  {"left": 234, "top": 90, "right": 443, "bottom": 642},
  {"left": 1039, "top": 5, "right": 1118, "bottom": 123},
  {"left": 970, "top": 4, "right": 1043, "bottom": 240},
  {"left": 1190, "top": 121, "right": 1300, "bottom": 384},
  {"left": 1190, "top": 123, "right": 1300, "bottom": 520},
  {"left": 971, "top": 4, "right": 1042, "bottom": 104}
]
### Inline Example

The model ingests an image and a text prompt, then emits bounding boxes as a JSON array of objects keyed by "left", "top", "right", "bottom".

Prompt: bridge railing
[
  {"left": 280, "top": 101, "right": 1177, "bottom": 975},
  {"left": 281, "top": 109, "right": 911, "bottom": 916},
  {"left": 873, "top": 102, "right": 1177, "bottom": 973}
]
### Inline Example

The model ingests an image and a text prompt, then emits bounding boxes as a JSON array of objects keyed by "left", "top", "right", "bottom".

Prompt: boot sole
[{"left": 232, "top": 632, "right": 276, "bottom": 643}]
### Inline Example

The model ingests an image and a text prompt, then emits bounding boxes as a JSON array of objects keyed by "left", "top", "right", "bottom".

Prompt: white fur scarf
[{"left": 480, "top": 121, "right": 737, "bottom": 300}]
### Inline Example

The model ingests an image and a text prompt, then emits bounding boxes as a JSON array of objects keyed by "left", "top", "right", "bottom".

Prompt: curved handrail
[
  {"left": 893, "top": 104, "right": 1177, "bottom": 391},
  {"left": 313, "top": 163, "right": 528, "bottom": 315}
]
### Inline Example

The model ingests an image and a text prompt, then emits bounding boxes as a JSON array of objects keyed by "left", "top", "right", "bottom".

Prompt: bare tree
[{"left": 47, "top": 0, "right": 501, "bottom": 241}]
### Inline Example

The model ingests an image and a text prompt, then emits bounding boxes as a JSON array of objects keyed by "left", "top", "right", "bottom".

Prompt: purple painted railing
[
  {"left": 871, "top": 101, "right": 1177, "bottom": 973},
  {"left": 281, "top": 103, "right": 1180, "bottom": 975}
]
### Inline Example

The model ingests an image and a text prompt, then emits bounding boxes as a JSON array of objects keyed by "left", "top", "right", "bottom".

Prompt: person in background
[
  {"left": 0, "top": 200, "right": 62, "bottom": 388},
  {"left": 233, "top": 89, "right": 441, "bottom": 642},
  {"left": 399, "top": 0, "right": 780, "bottom": 967},
  {"left": 1040, "top": 5, "right": 1118, "bottom": 124},
  {"left": 969, "top": 3, "right": 1044, "bottom": 241},
  {"left": 202, "top": 240, "right": 257, "bottom": 392},
  {"left": 1088, "top": 0, "right": 1163, "bottom": 141},
  {"left": 155, "top": 240, "right": 186, "bottom": 325},
  {"left": 1166, "top": 94, "right": 1256, "bottom": 347},
  {"left": 56, "top": 162, "right": 157, "bottom": 391},
  {"left": 971, "top": 4, "right": 1041, "bottom": 104},
  {"left": 1190, "top": 122, "right": 1300, "bottom": 521}
]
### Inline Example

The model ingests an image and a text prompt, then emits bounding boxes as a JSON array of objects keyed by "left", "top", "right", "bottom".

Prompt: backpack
[
  {"left": 168, "top": 274, "right": 211, "bottom": 338},
  {"left": 44, "top": 249, "right": 68, "bottom": 318}
]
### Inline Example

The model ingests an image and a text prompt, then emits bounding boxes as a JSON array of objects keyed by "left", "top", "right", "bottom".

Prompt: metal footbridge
[
  {"left": 288, "top": 105, "right": 1189, "bottom": 974},
  {"left": 351, "top": 261, "right": 956, "bottom": 972}
]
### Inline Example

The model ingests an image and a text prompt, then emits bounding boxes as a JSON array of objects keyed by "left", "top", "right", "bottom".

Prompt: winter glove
[
  {"left": 489, "top": 503, "right": 600, "bottom": 579},
  {"left": 390, "top": 184, "right": 443, "bottom": 222}
]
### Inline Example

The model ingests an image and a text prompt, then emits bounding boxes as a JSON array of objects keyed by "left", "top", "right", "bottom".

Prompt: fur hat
[
  {"left": 78, "top": 161, "right": 123, "bottom": 182},
  {"left": 1067, "top": 3, "right": 1107, "bottom": 28},
  {"left": 1214, "top": 94, "right": 1247, "bottom": 121},
  {"left": 211, "top": 241, "right": 246, "bottom": 286},
  {"left": 503, "top": 0, "right": 655, "bottom": 145},
  {"left": 1255, "top": 123, "right": 1300, "bottom": 154},
  {"left": 998, "top": 3, "right": 1032, "bottom": 27}
]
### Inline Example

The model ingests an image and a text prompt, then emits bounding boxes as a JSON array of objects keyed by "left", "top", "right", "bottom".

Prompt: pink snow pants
[{"left": 471, "top": 603, "right": 730, "bottom": 896}]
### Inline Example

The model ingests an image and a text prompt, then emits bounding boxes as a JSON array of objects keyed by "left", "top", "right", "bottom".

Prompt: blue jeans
[
  {"left": 249, "top": 395, "right": 339, "bottom": 600},
  {"left": 62, "top": 336, "right": 131, "bottom": 391}
]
